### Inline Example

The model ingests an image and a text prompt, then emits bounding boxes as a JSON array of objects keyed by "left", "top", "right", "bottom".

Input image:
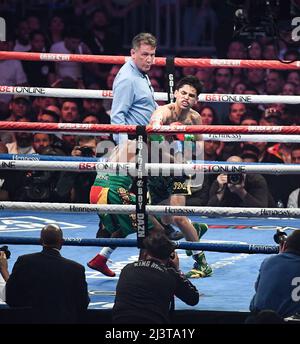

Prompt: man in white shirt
[
  {"left": 0, "top": 40, "right": 28, "bottom": 105},
  {"left": 0, "top": 250, "right": 9, "bottom": 304},
  {"left": 50, "top": 26, "right": 91, "bottom": 80}
]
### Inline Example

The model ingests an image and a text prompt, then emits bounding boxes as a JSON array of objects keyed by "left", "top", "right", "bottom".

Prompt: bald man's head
[
  {"left": 286, "top": 230, "right": 300, "bottom": 254},
  {"left": 40, "top": 224, "right": 63, "bottom": 249},
  {"left": 227, "top": 155, "right": 242, "bottom": 163}
]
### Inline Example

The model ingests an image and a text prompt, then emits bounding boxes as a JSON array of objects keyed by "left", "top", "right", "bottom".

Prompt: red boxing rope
[
  {"left": 1, "top": 121, "right": 300, "bottom": 135},
  {"left": 1, "top": 51, "right": 300, "bottom": 70}
]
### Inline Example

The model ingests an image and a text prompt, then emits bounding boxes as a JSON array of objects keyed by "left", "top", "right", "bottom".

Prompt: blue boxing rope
[{"left": 0, "top": 236, "right": 279, "bottom": 254}]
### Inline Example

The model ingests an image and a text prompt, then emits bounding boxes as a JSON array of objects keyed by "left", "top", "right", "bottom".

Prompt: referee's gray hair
[{"left": 132, "top": 32, "right": 157, "bottom": 50}]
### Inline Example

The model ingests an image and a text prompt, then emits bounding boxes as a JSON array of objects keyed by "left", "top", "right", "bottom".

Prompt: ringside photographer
[
  {"left": 0, "top": 246, "right": 10, "bottom": 303},
  {"left": 54, "top": 136, "right": 97, "bottom": 203},
  {"left": 207, "top": 155, "right": 269, "bottom": 208},
  {"left": 249, "top": 229, "right": 300, "bottom": 319},
  {"left": 112, "top": 233, "right": 199, "bottom": 324}
]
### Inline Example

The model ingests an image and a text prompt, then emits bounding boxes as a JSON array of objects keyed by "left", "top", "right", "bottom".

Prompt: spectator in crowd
[
  {"left": 60, "top": 135, "right": 77, "bottom": 155},
  {"left": 282, "top": 82, "right": 297, "bottom": 95},
  {"left": 208, "top": 155, "right": 269, "bottom": 208},
  {"left": 246, "top": 69, "right": 266, "bottom": 95},
  {"left": 212, "top": 68, "right": 232, "bottom": 93},
  {"left": 182, "top": 0, "right": 218, "bottom": 47},
  {"left": 259, "top": 107, "right": 282, "bottom": 126},
  {"left": 232, "top": 81, "right": 247, "bottom": 94},
  {"left": 82, "top": 98, "right": 110, "bottom": 124},
  {"left": 32, "top": 97, "right": 58, "bottom": 119},
  {"left": 50, "top": 25, "right": 92, "bottom": 81},
  {"left": 46, "top": 105, "right": 61, "bottom": 118},
  {"left": 287, "top": 71, "right": 300, "bottom": 93},
  {"left": 287, "top": 144, "right": 300, "bottom": 208},
  {"left": 226, "top": 40, "right": 246, "bottom": 88},
  {"left": 37, "top": 109, "right": 60, "bottom": 123},
  {"left": 84, "top": 8, "right": 120, "bottom": 56},
  {"left": 247, "top": 40, "right": 263, "bottom": 60},
  {"left": 48, "top": 14, "right": 65, "bottom": 45},
  {"left": 13, "top": 19, "right": 31, "bottom": 52},
  {"left": 0, "top": 40, "right": 28, "bottom": 106},
  {"left": 32, "top": 133, "right": 53, "bottom": 154},
  {"left": 224, "top": 103, "right": 246, "bottom": 125},
  {"left": 250, "top": 230, "right": 300, "bottom": 318},
  {"left": 54, "top": 136, "right": 97, "bottom": 203},
  {"left": 283, "top": 49, "right": 300, "bottom": 62},
  {"left": 111, "top": 32, "right": 157, "bottom": 145},
  {"left": 199, "top": 106, "right": 218, "bottom": 125},
  {"left": 195, "top": 67, "right": 213, "bottom": 92},
  {"left": 265, "top": 70, "right": 284, "bottom": 95},
  {"left": 218, "top": 103, "right": 246, "bottom": 160},
  {"left": 263, "top": 41, "right": 277, "bottom": 60},
  {"left": 112, "top": 232, "right": 199, "bottom": 324},
  {"left": 101, "top": 65, "right": 121, "bottom": 112},
  {"left": 6, "top": 115, "right": 35, "bottom": 154},
  {"left": 60, "top": 99, "right": 80, "bottom": 123},
  {"left": 240, "top": 114, "right": 259, "bottom": 126},
  {"left": 21, "top": 30, "right": 56, "bottom": 87},
  {"left": 203, "top": 140, "right": 221, "bottom": 161},
  {"left": 6, "top": 224, "right": 90, "bottom": 323},
  {"left": 106, "top": 65, "right": 121, "bottom": 89},
  {"left": 0, "top": 143, "right": 14, "bottom": 201},
  {"left": 26, "top": 14, "right": 41, "bottom": 34},
  {"left": 210, "top": 68, "right": 232, "bottom": 123},
  {"left": 7, "top": 95, "right": 31, "bottom": 122},
  {"left": 0, "top": 249, "right": 9, "bottom": 303},
  {"left": 81, "top": 113, "right": 100, "bottom": 124},
  {"left": 0, "top": 95, "right": 32, "bottom": 145}
]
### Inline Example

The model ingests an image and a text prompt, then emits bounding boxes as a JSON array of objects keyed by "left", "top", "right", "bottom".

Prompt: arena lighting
[{"left": 230, "top": 0, "right": 293, "bottom": 39}]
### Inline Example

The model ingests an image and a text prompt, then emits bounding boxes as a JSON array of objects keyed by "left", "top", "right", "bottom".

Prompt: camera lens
[
  {"left": 228, "top": 174, "right": 242, "bottom": 184},
  {"left": 79, "top": 146, "right": 94, "bottom": 157},
  {"left": 273, "top": 230, "right": 287, "bottom": 244}
]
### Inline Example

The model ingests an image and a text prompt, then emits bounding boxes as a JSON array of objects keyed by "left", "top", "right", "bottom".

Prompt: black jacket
[
  {"left": 208, "top": 174, "right": 269, "bottom": 208},
  {"left": 6, "top": 248, "right": 89, "bottom": 323},
  {"left": 112, "top": 259, "right": 199, "bottom": 324}
]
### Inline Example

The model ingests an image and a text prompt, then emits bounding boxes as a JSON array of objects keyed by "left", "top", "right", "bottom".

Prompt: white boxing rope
[
  {"left": 0, "top": 201, "right": 298, "bottom": 218},
  {"left": 202, "top": 134, "right": 300, "bottom": 143},
  {"left": 1, "top": 159, "right": 300, "bottom": 174},
  {"left": 0, "top": 85, "right": 168, "bottom": 102},
  {"left": 198, "top": 93, "right": 300, "bottom": 104},
  {"left": 1, "top": 85, "right": 300, "bottom": 104}
]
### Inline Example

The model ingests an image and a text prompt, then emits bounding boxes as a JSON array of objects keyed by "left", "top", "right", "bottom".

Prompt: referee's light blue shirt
[{"left": 111, "top": 59, "right": 157, "bottom": 144}]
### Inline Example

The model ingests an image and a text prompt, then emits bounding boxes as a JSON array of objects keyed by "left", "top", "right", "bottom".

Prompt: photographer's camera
[
  {"left": 228, "top": 173, "right": 243, "bottom": 185},
  {"left": 79, "top": 146, "right": 94, "bottom": 157},
  {"left": 0, "top": 245, "right": 11, "bottom": 259},
  {"left": 273, "top": 229, "right": 288, "bottom": 245}
]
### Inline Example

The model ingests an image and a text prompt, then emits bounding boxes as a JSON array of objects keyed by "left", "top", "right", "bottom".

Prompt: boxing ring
[
  {"left": 0, "top": 51, "right": 300, "bottom": 317},
  {"left": 0, "top": 210, "right": 299, "bottom": 311}
]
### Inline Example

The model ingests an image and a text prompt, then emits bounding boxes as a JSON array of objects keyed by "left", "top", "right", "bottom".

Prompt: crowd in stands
[{"left": 0, "top": 1, "right": 300, "bottom": 208}]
